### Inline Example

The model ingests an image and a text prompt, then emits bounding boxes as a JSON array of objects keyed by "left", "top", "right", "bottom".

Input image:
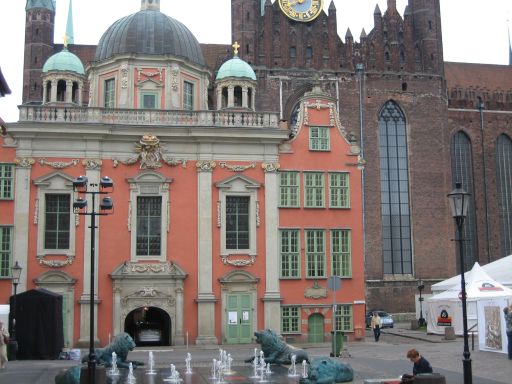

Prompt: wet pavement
[{"left": 0, "top": 323, "right": 511, "bottom": 383}]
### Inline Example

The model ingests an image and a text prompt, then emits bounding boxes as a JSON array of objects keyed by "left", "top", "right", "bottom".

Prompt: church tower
[
  {"left": 23, "top": 0, "right": 56, "bottom": 103},
  {"left": 231, "top": 0, "right": 261, "bottom": 65},
  {"left": 408, "top": 0, "right": 444, "bottom": 74}
]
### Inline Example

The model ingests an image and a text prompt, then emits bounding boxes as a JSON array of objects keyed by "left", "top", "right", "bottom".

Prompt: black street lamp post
[
  {"left": 448, "top": 182, "right": 472, "bottom": 384},
  {"left": 9, "top": 261, "right": 22, "bottom": 361},
  {"left": 417, "top": 279, "right": 425, "bottom": 327},
  {"left": 73, "top": 175, "right": 114, "bottom": 384}
]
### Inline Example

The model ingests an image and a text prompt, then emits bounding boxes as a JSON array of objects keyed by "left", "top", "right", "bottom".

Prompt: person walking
[
  {"left": 0, "top": 321, "right": 9, "bottom": 369},
  {"left": 371, "top": 311, "right": 382, "bottom": 342},
  {"left": 504, "top": 305, "right": 512, "bottom": 360}
]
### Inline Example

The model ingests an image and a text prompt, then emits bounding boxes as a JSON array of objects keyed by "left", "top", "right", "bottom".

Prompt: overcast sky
[{"left": 1, "top": 0, "right": 511, "bottom": 123}]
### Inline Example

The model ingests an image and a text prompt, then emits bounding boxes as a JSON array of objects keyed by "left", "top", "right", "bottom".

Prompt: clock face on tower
[{"left": 278, "top": 0, "right": 324, "bottom": 23}]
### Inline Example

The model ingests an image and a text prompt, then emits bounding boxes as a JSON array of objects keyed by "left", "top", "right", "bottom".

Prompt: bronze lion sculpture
[
  {"left": 245, "top": 329, "right": 309, "bottom": 365},
  {"left": 55, "top": 332, "right": 143, "bottom": 384},
  {"left": 299, "top": 357, "right": 354, "bottom": 384}
]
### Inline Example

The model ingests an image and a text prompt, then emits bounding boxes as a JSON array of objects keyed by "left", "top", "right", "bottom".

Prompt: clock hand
[{"left": 288, "top": 0, "right": 305, "bottom": 6}]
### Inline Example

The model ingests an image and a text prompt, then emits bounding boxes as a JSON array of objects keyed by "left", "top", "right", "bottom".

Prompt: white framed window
[
  {"left": 217, "top": 175, "right": 260, "bottom": 256},
  {"left": 0, "top": 164, "right": 14, "bottom": 200},
  {"left": 34, "top": 172, "right": 76, "bottom": 257},
  {"left": 329, "top": 172, "right": 350, "bottom": 208},
  {"left": 309, "top": 126, "right": 330, "bottom": 151},
  {"left": 128, "top": 171, "right": 172, "bottom": 261},
  {"left": 183, "top": 81, "right": 194, "bottom": 110},
  {"left": 104, "top": 78, "right": 115, "bottom": 108}
]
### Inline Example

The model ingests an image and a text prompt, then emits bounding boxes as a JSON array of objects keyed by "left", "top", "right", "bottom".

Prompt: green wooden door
[
  {"left": 308, "top": 313, "right": 325, "bottom": 343},
  {"left": 226, "top": 293, "right": 253, "bottom": 344}
]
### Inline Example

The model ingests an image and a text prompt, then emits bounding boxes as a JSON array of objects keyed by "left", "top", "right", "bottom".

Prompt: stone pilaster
[{"left": 195, "top": 161, "right": 218, "bottom": 344}]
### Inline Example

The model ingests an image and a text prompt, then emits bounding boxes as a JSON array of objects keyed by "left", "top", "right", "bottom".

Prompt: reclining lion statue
[
  {"left": 245, "top": 329, "right": 309, "bottom": 365},
  {"left": 299, "top": 357, "right": 354, "bottom": 384},
  {"left": 55, "top": 332, "right": 143, "bottom": 384}
]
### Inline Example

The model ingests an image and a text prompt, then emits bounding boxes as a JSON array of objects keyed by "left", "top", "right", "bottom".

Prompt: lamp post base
[{"left": 462, "top": 357, "right": 472, "bottom": 384}]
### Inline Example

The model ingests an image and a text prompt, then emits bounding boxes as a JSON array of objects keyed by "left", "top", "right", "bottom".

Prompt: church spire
[
  {"left": 141, "top": 0, "right": 160, "bottom": 11},
  {"left": 65, "top": 0, "right": 74, "bottom": 45},
  {"left": 508, "top": 22, "right": 512, "bottom": 65}
]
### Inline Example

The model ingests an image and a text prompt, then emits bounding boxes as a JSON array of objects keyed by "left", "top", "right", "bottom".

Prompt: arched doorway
[
  {"left": 124, "top": 306, "right": 171, "bottom": 346},
  {"left": 308, "top": 313, "right": 325, "bottom": 343}
]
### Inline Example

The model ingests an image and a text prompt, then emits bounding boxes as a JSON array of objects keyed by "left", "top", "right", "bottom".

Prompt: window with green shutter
[
  {"left": 309, "top": 126, "right": 330, "bottom": 151},
  {"left": 0, "top": 226, "right": 13, "bottom": 277},
  {"left": 304, "top": 172, "right": 324, "bottom": 208},
  {"left": 281, "top": 306, "right": 300, "bottom": 333},
  {"left": 331, "top": 229, "right": 351, "bottom": 277},
  {"left": 305, "top": 229, "right": 325, "bottom": 278},
  {"left": 335, "top": 304, "right": 353, "bottom": 332},
  {"left": 280, "top": 229, "right": 300, "bottom": 278},
  {"left": 279, "top": 172, "right": 300, "bottom": 207},
  {"left": 329, "top": 172, "right": 349, "bottom": 208},
  {"left": 0, "top": 164, "right": 14, "bottom": 200}
]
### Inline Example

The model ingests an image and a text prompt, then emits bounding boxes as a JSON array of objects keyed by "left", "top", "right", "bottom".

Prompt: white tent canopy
[
  {"left": 431, "top": 255, "right": 512, "bottom": 294},
  {"left": 426, "top": 262, "right": 512, "bottom": 335}
]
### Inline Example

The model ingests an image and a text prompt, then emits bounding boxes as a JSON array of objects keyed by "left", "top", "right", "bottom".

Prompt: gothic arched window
[
  {"left": 451, "top": 131, "right": 477, "bottom": 270},
  {"left": 496, "top": 134, "right": 512, "bottom": 256},
  {"left": 378, "top": 101, "right": 412, "bottom": 274}
]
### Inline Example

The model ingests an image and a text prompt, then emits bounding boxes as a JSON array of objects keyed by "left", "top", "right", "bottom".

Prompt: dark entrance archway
[{"left": 124, "top": 306, "right": 171, "bottom": 346}]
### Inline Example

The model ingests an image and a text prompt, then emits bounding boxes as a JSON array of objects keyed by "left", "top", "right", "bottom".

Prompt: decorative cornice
[
  {"left": 219, "top": 162, "right": 256, "bottom": 172},
  {"left": 82, "top": 159, "right": 102, "bottom": 170},
  {"left": 37, "top": 255, "right": 74, "bottom": 268},
  {"left": 221, "top": 255, "right": 256, "bottom": 267},
  {"left": 261, "top": 162, "right": 280, "bottom": 173},
  {"left": 196, "top": 160, "right": 216, "bottom": 172},
  {"left": 14, "top": 157, "right": 35, "bottom": 168}
]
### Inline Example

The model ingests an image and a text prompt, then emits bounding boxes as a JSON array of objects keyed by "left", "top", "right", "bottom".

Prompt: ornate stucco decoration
[
  {"left": 136, "top": 67, "right": 163, "bottom": 85},
  {"left": 171, "top": 67, "right": 179, "bottom": 91},
  {"left": 196, "top": 160, "right": 216, "bottom": 172},
  {"left": 83, "top": 159, "right": 103, "bottom": 170},
  {"left": 120, "top": 64, "right": 129, "bottom": 89},
  {"left": 221, "top": 254, "right": 256, "bottom": 267},
  {"left": 33, "top": 199, "right": 39, "bottom": 224},
  {"left": 121, "top": 287, "right": 176, "bottom": 307},
  {"left": 304, "top": 281, "right": 328, "bottom": 299},
  {"left": 219, "top": 162, "right": 256, "bottom": 172},
  {"left": 163, "top": 157, "right": 187, "bottom": 168},
  {"left": 14, "top": 157, "right": 35, "bottom": 168},
  {"left": 38, "top": 158, "right": 79, "bottom": 169},
  {"left": 261, "top": 162, "right": 280, "bottom": 173},
  {"left": 217, "top": 201, "right": 221, "bottom": 227},
  {"left": 37, "top": 255, "right": 74, "bottom": 268},
  {"left": 256, "top": 201, "right": 260, "bottom": 227},
  {"left": 113, "top": 135, "right": 186, "bottom": 169},
  {"left": 121, "top": 261, "right": 182, "bottom": 275}
]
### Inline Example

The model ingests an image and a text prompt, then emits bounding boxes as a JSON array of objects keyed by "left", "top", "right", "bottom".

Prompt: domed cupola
[
  {"left": 41, "top": 39, "right": 85, "bottom": 105},
  {"left": 215, "top": 42, "right": 257, "bottom": 111},
  {"left": 42, "top": 48, "right": 85, "bottom": 75},
  {"left": 94, "top": 0, "right": 205, "bottom": 66}
]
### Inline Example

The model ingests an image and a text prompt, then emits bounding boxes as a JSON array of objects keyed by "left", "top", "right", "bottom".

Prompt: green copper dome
[
  {"left": 42, "top": 49, "right": 85, "bottom": 75},
  {"left": 26, "top": 0, "right": 56, "bottom": 12},
  {"left": 216, "top": 55, "right": 256, "bottom": 81}
]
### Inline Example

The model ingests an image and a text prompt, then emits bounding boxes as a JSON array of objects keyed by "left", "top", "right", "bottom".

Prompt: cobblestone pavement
[{"left": 0, "top": 324, "right": 511, "bottom": 383}]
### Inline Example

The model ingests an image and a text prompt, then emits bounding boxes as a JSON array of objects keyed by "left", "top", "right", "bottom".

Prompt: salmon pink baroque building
[{"left": 0, "top": 0, "right": 365, "bottom": 348}]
